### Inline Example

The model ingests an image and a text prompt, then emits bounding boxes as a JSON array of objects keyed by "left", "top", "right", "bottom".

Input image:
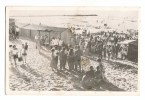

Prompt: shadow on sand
[
  {"left": 10, "top": 39, "right": 23, "bottom": 45},
  {"left": 51, "top": 67, "right": 124, "bottom": 91},
  {"left": 39, "top": 50, "right": 51, "bottom": 60}
]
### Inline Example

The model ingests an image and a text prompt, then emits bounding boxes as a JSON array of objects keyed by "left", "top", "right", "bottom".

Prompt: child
[{"left": 24, "top": 42, "right": 28, "bottom": 51}]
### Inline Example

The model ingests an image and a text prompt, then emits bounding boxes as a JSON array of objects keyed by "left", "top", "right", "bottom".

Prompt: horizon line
[{"left": 10, "top": 14, "right": 98, "bottom": 17}]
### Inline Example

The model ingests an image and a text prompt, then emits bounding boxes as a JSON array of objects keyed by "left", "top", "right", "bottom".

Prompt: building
[
  {"left": 61, "top": 29, "right": 74, "bottom": 45},
  {"left": 16, "top": 22, "right": 74, "bottom": 44}
]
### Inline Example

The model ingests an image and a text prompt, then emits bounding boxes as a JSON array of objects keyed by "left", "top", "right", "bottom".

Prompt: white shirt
[
  {"left": 16, "top": 28, "right": 20, "bottom": 32},
  {"left": 35, "top": 35, "right": 39, "bottom": 40},
  {"left": 13, "top": 49, "right": 18, "bottom": 55}
]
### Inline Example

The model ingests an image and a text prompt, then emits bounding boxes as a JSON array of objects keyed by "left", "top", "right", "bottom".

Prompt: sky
[{"left": 8, "top": 7, "right": 139, "bottom": 20}]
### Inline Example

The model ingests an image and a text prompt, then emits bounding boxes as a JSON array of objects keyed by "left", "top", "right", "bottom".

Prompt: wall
[
  {"left": 61, "top": 29, "right": 74, "bottom": 45},
  {"left": 19, "top": 28, "right": 62, "bottom": 41}
]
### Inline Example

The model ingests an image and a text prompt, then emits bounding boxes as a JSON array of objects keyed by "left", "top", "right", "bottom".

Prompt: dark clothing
[
  {"left": 74, "top": 49, "right": 83, "bottom": 71},
  {"left": 25, "top": 44, "right": 28, "bottom": 50},
  {"left": 67, "top": 54, "right": 75, "bottom": 70},
  {"left": 22, "top": 52, "right": 27, "bottom": 56},
  {"left": 86, "top": 70, "right": 95, "bottom": 78},
  {"left": 74, "top": 49, "right": 83, "bottom": 60},
  {"left": 13, "top": 54, "right": 18, "bottom": 59},
  {"left": 97, "top": 64, "right": 105, "bottom": 80},
  {"left": 87, "top": 41, "right": 91, "bottom": 52},
  {"left": 59, "top": 50, "right": 67, "bottom": 70},
  {"left": 115, "top": 45, "right": 120, "bottom": 58},
  {"left": 114, "top": 37, "right": 118, "bottom": 44},
  {"left": 50, "top": 51, "right": 58, "bottom": 69},
  {"left": 103, "top": 46, "right": 106, "bottom": 58}
]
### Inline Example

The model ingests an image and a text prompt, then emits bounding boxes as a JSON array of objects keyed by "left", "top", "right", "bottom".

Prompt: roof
[
  {"left": 45, "top": 26, "right": 66, "bottom": 33},
  {"left": 17, "top": 22, "right": 67, "bottom": 33},
  {"left": 130, "top": 40, "right": 138, "bottom": 46},
  {"left": 118, "top": 40, "right": 136, "bottom": 44},
  {"left": 22, "top": 24, "right": 47, "bottom": 31},
  {"left": 15, "top": 22, "right": 30, "bottom": 28}
]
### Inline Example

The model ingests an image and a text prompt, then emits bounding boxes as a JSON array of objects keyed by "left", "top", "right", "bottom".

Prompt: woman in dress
[{"left": 50, "top": 48, "right": 58, "bottom": 71}]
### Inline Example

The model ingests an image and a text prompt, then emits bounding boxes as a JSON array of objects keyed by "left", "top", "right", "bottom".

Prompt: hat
[
  {"left": 13, "top": 45, "right": 16, "bottom": 48},
  {"left": 90, "top": 66, "right": 94, "bottom": 70}
]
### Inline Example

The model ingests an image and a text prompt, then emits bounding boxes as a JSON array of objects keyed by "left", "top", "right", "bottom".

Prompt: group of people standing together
[
  {"left": 9, "top": 42, "right": 28, "bottom": 67},
  {"left": 50, "top": 45, "right": 83, "bottom": 72}
]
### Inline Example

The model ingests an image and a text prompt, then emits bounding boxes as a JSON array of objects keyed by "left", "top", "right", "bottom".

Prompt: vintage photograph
[{"left": 6, "top": 7, "right": 139, "bottom": 95}]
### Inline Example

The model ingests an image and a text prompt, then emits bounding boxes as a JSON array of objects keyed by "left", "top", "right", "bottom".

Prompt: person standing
[
  {"left": 35, "top": 34, "right": 39, "bottom": 49},
  {"left": 24, "top": 42, "right": 28, "bottom": 51},
  {"left": 115, "top": 44, "right": 120, "bottom": 59},
  {"left": 87, "top": 39, "right": 91, "bottom": 53},
  {"left": 74, "top": 46, "right": 83, "bottom": 71},
  {"left": 58, "top": 47, "right": 67, "bottom": 71},
  {"left": 21, "top": 44, "right": 27, "bottom": 64},
  {"left": 67, "top": 48, "right": 75, "bottom": 71},
  {"left": 15, "top": 27, "right": 20, "bottom": 39},
  {"left": 12, "top": 45, "right": 18, "bottom": 67},
  {"left": 50, "top": 48, "right": 58, "bottom": 71},
  {"left": 107, "top": 45, "right": 112, "bottom": 61},
  {"left": 79, "top": 39, "right": 85, "bottom": 51},
  {"left": 98, "top": 41, "right": 103, "bottom": 59},
  {"left": 103, "top": 45, "right": 106, "bottom": 59},
  {"left": 112, "top": 44, "right": 116, "bottom": 59}
]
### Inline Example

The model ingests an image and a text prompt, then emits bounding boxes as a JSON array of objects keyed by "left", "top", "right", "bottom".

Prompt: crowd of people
[
  {"left": 9, "top": 42, "right": 28, "bottom": 67},
  {"left": 33, "top": 29, "right": 138, "bottom": 73},
  {"left": 72, "top": 30, "right": 138, "bottom": 60},
  {"left": 46, "top": 30, "right": 137, "bottom": 89},
  {"left": 9, "top": 27, "right": 138, "bottom": 90}
]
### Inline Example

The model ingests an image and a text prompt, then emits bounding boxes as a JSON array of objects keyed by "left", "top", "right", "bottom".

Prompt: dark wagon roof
[{"left": 16, "top": 22, "right": 67, "bottom": 33}]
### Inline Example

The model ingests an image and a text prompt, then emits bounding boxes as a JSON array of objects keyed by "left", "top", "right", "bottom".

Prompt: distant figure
[
  {"left": 103, "top": 45, "right": 106, "bottom": 59},
  {"left": 98, "top": 41, "right": 103, "bottom": 59},
  {"left": 87, "top": 39, "right": 91, "bottom": 53},
  {"left": 15, "top": 27, "right": 20, "bottom": 39},
  {"left": 35, "top": 35, "right": 39, "bottom": 49},
  {"left": 21, "top": 44, "right": 27, "bottom": 64},
  {"left": 24, "top": 42, "right": 28, "bottom": 51},
  {"left": 59, "top": 47, "right": 67, "bottom": 71},
  {"left": 112, "top": 45, "right": 116, "bottom": 59},
  {"left": 107, "top": 45, "right": 112, "bottom": 61},
  {"left": 12, "top": 45, "right": 18, "bottom": 67},
  {"left": 67, "top": 48, "right": 75, "bottom": 71}
]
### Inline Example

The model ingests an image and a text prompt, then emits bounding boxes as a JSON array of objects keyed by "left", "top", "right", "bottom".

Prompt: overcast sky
[{"left": 8, "top": 7, "right": 139, "bottom": 20}]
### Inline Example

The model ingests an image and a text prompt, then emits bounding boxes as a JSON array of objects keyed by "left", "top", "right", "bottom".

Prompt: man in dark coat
[{"left": 59, "top": 47, "right": 67, "bottom": 70}]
